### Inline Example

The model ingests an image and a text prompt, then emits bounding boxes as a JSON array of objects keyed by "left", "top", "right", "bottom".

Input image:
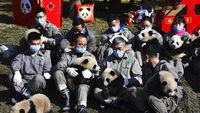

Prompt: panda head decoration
[
  {"left": 159, "top": 71, "right": 178, "bottom": 97},
  {"left": 79, "top": 6, "right": 92, "bottom": 19},
  {"left": 10, "top": 94, "right": 51, "bottom": 113},
  {"left": 138, "top": 29, "right": 156, "bottom": 42}
]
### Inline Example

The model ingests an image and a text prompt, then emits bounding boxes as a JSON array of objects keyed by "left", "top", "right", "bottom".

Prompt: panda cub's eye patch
[
  {"left": 142, "top": 33, "right": 145, "bottom": 37},
  {"left": 176, "top": 42, "right": 179, "bottom": 45},
  {"left": 161, "top": 81, "right": 167, "bottom": 86},
  {"left": 82, "top": 59, "right": 89, "bottom": 64},
  {"left": 106, "top": 78, "right": 110, "bottom": 83},
  {"left": 167, "top": 89, "right": 172, "bottom": 93},
  {"left": 93, "top": 65, "right": 96, "bottom": 69},
  {"left": 110, "top": 71, "right": 115, "bottom": 76},
  {"left": 148, "top": 31, "right": 153, "bottom": 36},
  {"left": 19, "top": 109, "right": 25, "bottom": 113}
]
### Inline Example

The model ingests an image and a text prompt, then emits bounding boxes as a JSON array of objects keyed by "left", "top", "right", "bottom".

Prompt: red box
[
  {"left": 13, "top": 0, "right": 63, "bottom": 28},
  {"left": 75, "top": 3, "right": 94, "bottom": 22}
]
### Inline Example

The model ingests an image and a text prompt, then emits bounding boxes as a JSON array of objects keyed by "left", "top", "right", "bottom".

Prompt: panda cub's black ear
[
  {"left": 110, "top": 71, "right": 116, "bottom": 76},
  {"left": 161, "top": 81, "right": 167, "bottom": 86},
  {"left": 19, "top": 109, "right": 25, "bottom": 113},
  {"left": 82, "top": 59, "right": 89, "bottom": 64}
]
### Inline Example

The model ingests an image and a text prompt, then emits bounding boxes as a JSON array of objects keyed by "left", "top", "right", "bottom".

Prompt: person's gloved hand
[
  {"left": 82, "top": 69, "right": 93, "bottom": 79},
  {"left": 66, "top": 67, "right": 78, "bottom": 77},
  {"left": 13, "top": 71, "right": 22, "bottom": 85},
  {"left": 43, "top": 73, "right": 51, "bottom": 79}
]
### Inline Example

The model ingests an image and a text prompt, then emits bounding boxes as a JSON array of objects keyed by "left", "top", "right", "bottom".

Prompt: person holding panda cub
[
  {"left": 94, "top": 36, "right": 142, "bottom": 109},
  {"left": 9, "top": 30, "right": 52, "bottom": 104},
  {"left": 54, "top": 34, "right": 98, "bottom": 113},
  {"left": 163, "top": 15, "right": 192, "bottom": 81}
]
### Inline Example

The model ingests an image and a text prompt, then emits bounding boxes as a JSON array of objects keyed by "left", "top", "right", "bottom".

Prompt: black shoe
[
  {"left": 10, "top": 91, "right": 24, "bottom": 104},
  {"left": 77, "top": 105, "right": 88, "bottom": 113},
  {"left": 61, "top": 89, "right": 70, "bottom": 111},
  {"left": 20, "top": 87, "right": 32, "bottom": 99}
]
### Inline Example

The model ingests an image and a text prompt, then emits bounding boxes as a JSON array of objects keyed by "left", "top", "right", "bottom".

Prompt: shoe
[
  {"left": 77, "top": 105, "right": 88, "bottom": 113},
  {"left": 61, "top": 89, "right": 70, "bottom": 111},
  {"left": 20, "top": 87, "right": 32, "bottom": 99}
]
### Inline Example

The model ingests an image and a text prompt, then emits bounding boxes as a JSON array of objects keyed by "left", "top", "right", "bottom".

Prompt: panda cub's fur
[
  {"left": 101, "top": 68, "right": 127, "bottom": 98},
  {"left": 71, "top": 56, "right": 100, "bottom": 84},
  {"left": 10, "top": 94, "right": 51, "bottom": 113},
  {"left": 145, "top": 71, "right": 178, "bottom": 97}
]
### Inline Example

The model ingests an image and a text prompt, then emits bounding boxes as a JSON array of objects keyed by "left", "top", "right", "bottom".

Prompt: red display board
[
  {"left": 156, "top": 0, "right": 200, "bottom": 34},
  {"left": 13, "top": 0, "right": 62, "bottom": 28}
]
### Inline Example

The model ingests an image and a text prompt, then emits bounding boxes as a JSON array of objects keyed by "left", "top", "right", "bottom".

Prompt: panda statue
[
  {"left": 71, "top": 56, "right": 100, "bottom": 85},
  {"left": 10, "top": 94, "right": 51, "bottom": 113}
]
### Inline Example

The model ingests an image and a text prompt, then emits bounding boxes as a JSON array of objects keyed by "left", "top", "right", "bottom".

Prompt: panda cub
[
  {"left": 145, "top": 71, "right": 178, "bottom": 97},
  {"left": 71, "top": 56, "right": 100, "bottom": 85},
  {"left": 144, "top": 71, "right": 178, "bottom": 113},
  {"left": 10, "top": 94, "right": 51, "bottom": 113},
  {"left": 101, "top": 68, "right": 127, "bottom": 99}
]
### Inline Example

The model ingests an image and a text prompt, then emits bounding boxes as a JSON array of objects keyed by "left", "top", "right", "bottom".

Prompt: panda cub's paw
[{"left": 82, "top": 69, "right": 93, "bottom": 79}]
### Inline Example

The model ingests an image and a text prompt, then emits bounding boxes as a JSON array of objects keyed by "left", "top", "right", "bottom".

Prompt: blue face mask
[
  {"left": 30, "top": 45, "right": 40, "bottom": 53},
  {"left": 110, "top": 26, "right": 120, "bottom": 33},
  {"left": 75, "top": 46, "right": 86, "bottom": 53},
  {"left": 173, "top": 25, "right": 184, "bottom": 32},
  {"left": 36, "top": 17, "right": 46, "bottom": 26},
  {"left": 113, "top": 50, "right": 124, "bottom": 58}
]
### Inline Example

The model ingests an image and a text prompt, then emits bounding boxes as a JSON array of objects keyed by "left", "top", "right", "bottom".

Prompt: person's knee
[{"left": 54, "top": 70, "right": 65, "bottom": 79}]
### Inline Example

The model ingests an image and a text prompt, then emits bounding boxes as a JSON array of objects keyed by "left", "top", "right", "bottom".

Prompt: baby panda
[
  {"left": 163, "top": 34, "right": 192, "bottom": 61},
  {"left": 71, "top": 56, "right": 100, "bottom": 85},
  {"left": 10, "top": 94, "right": 51, "bottom": 113},
  {"left": 144, "top": 71, "right": 178, "bottom": 113},
  {"left": 101, "top": 68, "right": 127, "bottom": 99},
  {"left": 136, "top": 29, "right": 163, "bottom": 66}
]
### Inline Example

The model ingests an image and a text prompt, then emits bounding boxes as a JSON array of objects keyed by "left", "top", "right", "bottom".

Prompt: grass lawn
[{"left": 0, "top": 0, "right": 200, "bottom": 113}]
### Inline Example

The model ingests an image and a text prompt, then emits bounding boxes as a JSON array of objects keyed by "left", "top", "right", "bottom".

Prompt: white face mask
[
  {"left": 36, "top": 17, "right": 46, "bottom": 26},
  {"left": 110, "top": 26, "right": 120, "bottom": 33},
  {"left": 173, "top": 24, "right": 184, "bottom": 32}
]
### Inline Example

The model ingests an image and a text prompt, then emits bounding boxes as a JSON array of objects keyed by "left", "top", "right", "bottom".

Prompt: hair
[
  {"left": 141, "top": 38, "right": 161, "bottom": 56},
  {"left": 34, "top": 7, "right": 46, "bottom": 15},
  {"left": 171, "top": 15, "right": 187, "bottom": 30},
  {"left": 141, "top": 16, "right": 152, "bottom": 23},
  {"left": 27, "top": 32, "right": 41, "bottom": 42},
  {"left": 75, "top": 33, "right": 87, "bottom": 43},
  {"left": 112, "top": 37, "right": 126, "bottom": 46},
  {"left": 107, "top": 14, "right": 119, "bottom": 23},
  {"left": 72, "top": 17, "right": 85, "bottom": 27}
]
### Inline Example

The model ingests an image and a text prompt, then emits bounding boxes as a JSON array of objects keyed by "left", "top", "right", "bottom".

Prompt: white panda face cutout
[
  {"left": 168, "top": 35, "right": 184, "bottom": 49},
  {"left": 79, "top": 6, "right": 92, "bottom": 19},
  {"left": 138, "top": 29, "right": 155, "bottom": 42},
  {"left": 20, "top": 0, "right": 32, "bottom": 14},
  {"left": 102, "top": 68, "right": 118, "bottom": 86}
]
